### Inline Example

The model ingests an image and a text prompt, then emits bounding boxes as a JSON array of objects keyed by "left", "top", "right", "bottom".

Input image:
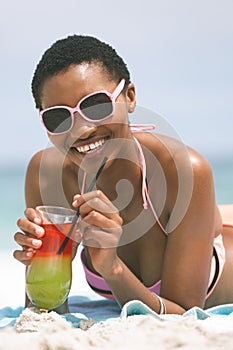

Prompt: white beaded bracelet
[{"left": 156, "top": 295, "right": 166, "bottom": 314}]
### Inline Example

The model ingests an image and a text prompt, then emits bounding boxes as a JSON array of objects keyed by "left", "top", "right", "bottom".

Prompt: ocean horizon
[{"left": 1, "top": 157, "right": 232, "bottom": 251}]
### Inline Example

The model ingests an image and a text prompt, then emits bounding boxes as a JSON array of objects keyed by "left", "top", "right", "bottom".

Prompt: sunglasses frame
[{"left": 39, "top": 78, "right": 126, "bottom": 135}]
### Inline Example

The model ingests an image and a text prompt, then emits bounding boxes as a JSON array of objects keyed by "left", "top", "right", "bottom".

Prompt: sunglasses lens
[
  {"left": 42, "top": 108, "right": 72, "bottom": 133},
  {"left": 80, "top": 93, "right": 113, "bottom": 120}
]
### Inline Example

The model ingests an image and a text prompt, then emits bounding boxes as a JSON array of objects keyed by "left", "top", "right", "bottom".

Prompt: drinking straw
[{"left": 56, "top": 156, "right": 108, "bottom": 254}]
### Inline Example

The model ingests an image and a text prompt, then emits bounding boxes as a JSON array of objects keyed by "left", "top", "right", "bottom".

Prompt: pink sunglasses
[{"left": 39, "top": 79, "right": 125, "bottom": 135}]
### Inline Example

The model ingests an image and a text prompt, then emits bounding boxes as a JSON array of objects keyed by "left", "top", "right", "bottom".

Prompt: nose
[{"left": 70, "top": 113, "right": 98, "bottom": 140}]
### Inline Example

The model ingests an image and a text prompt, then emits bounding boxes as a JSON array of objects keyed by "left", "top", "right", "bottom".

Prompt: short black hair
[{"left": 31, "top": 35, "right": 131, "bottom": 109}]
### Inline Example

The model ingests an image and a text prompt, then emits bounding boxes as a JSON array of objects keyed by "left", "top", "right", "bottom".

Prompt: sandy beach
[
  {"left": 1, "top": 249, "right": 233, "bottom": 349},
  {"left": 1, "top": 306, "right": 233, "bottom": 349}
]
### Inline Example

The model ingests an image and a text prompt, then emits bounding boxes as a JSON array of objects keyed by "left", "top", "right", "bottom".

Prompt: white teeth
[{"left": 76, "top": 138, "right": 106, "bottom": 154}]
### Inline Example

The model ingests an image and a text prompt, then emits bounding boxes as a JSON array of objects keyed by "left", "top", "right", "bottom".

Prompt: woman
[{"left": 13, "top": 35, "right": 233, "bottom": 315}]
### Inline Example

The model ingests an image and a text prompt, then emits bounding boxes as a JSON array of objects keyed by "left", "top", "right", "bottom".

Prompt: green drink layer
[{"left": 26, "top": 255, "right": 72, "bottom": 310}]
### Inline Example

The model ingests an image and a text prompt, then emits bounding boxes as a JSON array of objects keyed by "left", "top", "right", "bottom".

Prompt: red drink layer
[{"left": 26, "top": 223, "right": 73, "bottom": 310}]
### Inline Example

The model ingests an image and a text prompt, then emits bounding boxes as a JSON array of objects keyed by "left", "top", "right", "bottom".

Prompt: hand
[
  {"left": 72, "top": 190, "right": 123, "bottom": 277},
  {"left": 13, "top": 208, "right": 44, "bottom": 265}
]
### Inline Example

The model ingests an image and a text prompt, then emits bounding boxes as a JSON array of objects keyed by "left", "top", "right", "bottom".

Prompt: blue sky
[{"left": 1, "top": 0, "right": 233, "bottom": 166}]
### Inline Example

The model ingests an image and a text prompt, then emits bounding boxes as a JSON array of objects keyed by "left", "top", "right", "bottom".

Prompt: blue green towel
[
  {"left": 1, "top": 298, "right": 233, "bottom": 329},
  {"left": 121, "top": 300, "right": 233, "bottom": 320}
]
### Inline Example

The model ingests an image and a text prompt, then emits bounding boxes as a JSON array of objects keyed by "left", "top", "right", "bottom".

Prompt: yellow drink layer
[{"left": 26, "top": 255, "right": 72, "bottom": 310}]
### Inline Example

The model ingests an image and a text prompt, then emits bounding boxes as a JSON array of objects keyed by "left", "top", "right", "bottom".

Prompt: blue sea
[{"left": 1, "top": 158, "right": 233, "bottom": 251}]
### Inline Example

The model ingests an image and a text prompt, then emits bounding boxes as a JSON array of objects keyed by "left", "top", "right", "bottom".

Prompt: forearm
[{"left": 103, "top": 257, "right": 185, "bottom": 315}]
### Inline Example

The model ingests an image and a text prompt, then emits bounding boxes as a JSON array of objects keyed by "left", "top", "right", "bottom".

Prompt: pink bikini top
[{"left": 80, "top": 124, "right": 225, "bottom": 300}]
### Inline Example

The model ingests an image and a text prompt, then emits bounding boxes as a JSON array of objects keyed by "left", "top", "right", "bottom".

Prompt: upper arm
[
  {"left": 161, "top": 149, "right": 217, "bottom": 309},
  {"left": 25, "top": 147, "right": 75, "bottom": 209},
  {"left": 25, "top": 151, "right": 44, "bottom": 208}
]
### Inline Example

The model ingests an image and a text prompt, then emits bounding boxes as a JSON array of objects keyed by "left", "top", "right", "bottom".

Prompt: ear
[{"left": 126, "top": 83, "right": 136, "bottom": 113}]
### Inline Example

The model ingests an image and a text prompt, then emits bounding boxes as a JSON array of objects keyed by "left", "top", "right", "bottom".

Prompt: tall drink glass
[{"left": 26, "top": 206, "right": 76, "bottom": 311}]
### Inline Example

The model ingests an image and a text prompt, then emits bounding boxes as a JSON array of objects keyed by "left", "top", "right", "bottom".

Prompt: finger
[
  {"left": 82, "top": 226, "right": 122, "bottom": 248},
  {"left": 24, "top": 208, "right": 43, "bottom": 224},
  {"left": 73, "top": 191, "right": 122, "bottom": 225},
  {"left": 80, "top": 199, "right": 119, "bottom": 218},
  {"left": 80, "top": 210, "right": 122, "bottom": 229},
  {"left": 13, "top": 249, "right": 35, "bottom": 266},
  {"left": 14, "top": 231, "right": 42, "bottom": 250},
  {"left": 17, "top": 217, "right": 44, "bottom": 238},
  {"left": 72, "top": 194, "right": 82, "bottom": 208},
  {"left": 73, "top": 190, "right": 110, "bottom": 208},
  {"left": 72, "top": 228, "right": 83, "bottom": 244},
  {"left": 77, "top": 192, "right": 121, "bottom": 220}
]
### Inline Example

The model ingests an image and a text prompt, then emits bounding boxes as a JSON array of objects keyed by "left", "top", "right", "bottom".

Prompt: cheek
[
  {"left": 115, "top": 100, "right": 128, "bottom": 122},
  {"left": 48, "top": 135, "right": 82, "bottom": 167},
  {"left": 48, "top": 135, "right": 68, "bottom": 153},
  {"left": 101, "top": 100, "right": 129, "bottom": 129}
]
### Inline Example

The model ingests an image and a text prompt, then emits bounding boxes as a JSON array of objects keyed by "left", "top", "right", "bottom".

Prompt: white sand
[
  {"left": 2, "top": 249, "right": 233, "bottom": 349},
  {"left": 1, "top": 307, "right": 233, "bottom": 349}
]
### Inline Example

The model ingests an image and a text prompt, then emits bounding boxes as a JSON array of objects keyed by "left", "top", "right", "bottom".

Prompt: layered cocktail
[{"left": 26, "top": 207, "right": 76, "bottom": 311}]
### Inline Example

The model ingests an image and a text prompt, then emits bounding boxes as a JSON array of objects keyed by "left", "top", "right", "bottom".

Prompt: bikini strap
[
  {"left": 129, "top": 124, "right": 156, "bottom": 133},
  {"left": 133, "top": 137, "right": 168, "bottom": 236}
]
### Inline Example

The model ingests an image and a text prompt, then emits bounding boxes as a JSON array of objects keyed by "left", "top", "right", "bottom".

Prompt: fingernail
[
  {"left": 26, "top": 251, "right": 33, "bottom": 257},
  {"left": 34, "top": 217, "right": 41, "bottom": 224},
  {"left": 74, "top": 194, "right": 81, "bottom": 201},
  {"left": 32, "top": 239, "right": 41, "bottom": 247},
  {"left": 35, "top": 227, "right": 44, "bottom": 237}
]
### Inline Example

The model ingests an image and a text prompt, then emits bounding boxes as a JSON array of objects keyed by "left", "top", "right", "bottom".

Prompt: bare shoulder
[
  {"left": 134, "top": 132, "right": 216, "bottom": 226},
  {"left": 27, "top": 147, "right": 66, "bottom": 171},
  {"left": 25, "top": 147, "right": 79, "bottom": 208},
  {"left": 134, "top": 131, "right": 212, "bottom": 178}
]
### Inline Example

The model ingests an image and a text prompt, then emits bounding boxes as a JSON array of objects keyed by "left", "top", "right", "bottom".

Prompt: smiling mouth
[{"left": 71, "top": 137, "right": 109, "bottom": 154}]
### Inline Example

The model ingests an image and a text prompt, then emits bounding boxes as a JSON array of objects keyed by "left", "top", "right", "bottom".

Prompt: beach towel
[{"left": 1, "top": 297, "right": 233, "bottom": 329}]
